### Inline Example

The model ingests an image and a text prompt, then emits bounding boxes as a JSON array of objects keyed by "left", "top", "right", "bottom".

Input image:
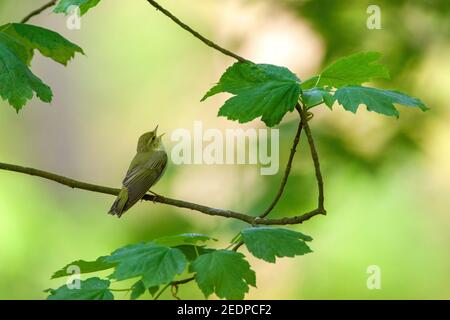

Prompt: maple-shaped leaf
[
  {"left": 301, "top": 51, "right": 389, "bottom": 89},
  {"left": 334, "top": 86, "right": 429, "bottom": 117},
  {"left": 202, "top": 62, "right": 301, "bottom": 127},
  {"left": 191, "top": 250, "right": 256, "bottom": 300}
]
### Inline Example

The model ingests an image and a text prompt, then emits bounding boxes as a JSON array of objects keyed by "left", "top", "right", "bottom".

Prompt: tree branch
[
  {"left": 21, "top": 0, "right": 57, "bottom": 23},
  {"left": 0, "top": 162, "right": 324, "bottom": 225},
  {"left": 146, "top": 0, "right": 247, "bottom": 62}
]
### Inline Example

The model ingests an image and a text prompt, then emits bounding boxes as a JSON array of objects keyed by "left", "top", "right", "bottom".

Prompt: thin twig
[
  {"left": 22, "top": 1, "right": 247, "bottom": 62},
  {"left": 154, "top": 276, "right": 195, "bottom": 300},
  {"left": 146, "top": 0, "right": 247, "bottom": 62},
  {"left": 296, "top": 103, "right": 325, "bottom": 211},
  {"left": 0, "top": 162, "right": 324, "bottom": 225},
  {"left": 171, "top": 285, "right": 180, "bottom": 300},
  {"left": 236, "top": 116, "right": 306, "bottom": 248},
  {"left": 153, "top": 283, "right": 171, "bottom": 300},
  {"left": 260, "top": 119, "right": 303, "bottom": 218},
  {"left": 21, "top": 0, "right": 57, "bottom": 23}
]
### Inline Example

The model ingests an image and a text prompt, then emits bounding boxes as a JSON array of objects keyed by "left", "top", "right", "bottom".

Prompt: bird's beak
[
  {"left": 154, "top": 125, "right": 159, "bottom": 134},
  {"left": 158, "top": 133, "right": 166, "bottom": 139}
]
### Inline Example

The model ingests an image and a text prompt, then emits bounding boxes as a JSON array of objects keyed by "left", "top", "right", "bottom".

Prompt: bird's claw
[{"left": 149, "top": 190, "right": 161, "bottom": 204}]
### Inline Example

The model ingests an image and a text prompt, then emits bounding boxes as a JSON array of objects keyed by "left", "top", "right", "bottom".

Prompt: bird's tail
[
  {"left": 108, "top": 199, "right": 123, "bottom": 217},
  {"left": 108, "top": 187, "right": 129, "bottom": 218}
]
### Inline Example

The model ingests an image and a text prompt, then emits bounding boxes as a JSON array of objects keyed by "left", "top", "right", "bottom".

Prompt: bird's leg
[
  {"left": 149, "top": 190, "right": 162, "bottom": 197},
  {"left": 149, "top": 190, "right": 162, "bottom": 204}
]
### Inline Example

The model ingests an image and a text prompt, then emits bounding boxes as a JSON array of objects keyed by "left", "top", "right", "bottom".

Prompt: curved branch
[
  {"left": 296, "top": 104, "right": 325, "bottom": 211},
  {"left": 20, "top": 0, "right": 246, "bottom": 64},
  {"left": 0, "top": 162, "right": 324, "bottom": 225},
  {"left": 146, "top": 0, "right": 247, "bottom": 62},
  {"left": 21, "top": 0, "right": 57, "bottom": 23},
  {"left": 153, "top": 276, "right": 195, "bottom": 300},
  {"left": 260, "top": 119, "right": 303, "bottom": 218},
  {"left": 259, "top": 103, "right": 326, "bottom": 219}
]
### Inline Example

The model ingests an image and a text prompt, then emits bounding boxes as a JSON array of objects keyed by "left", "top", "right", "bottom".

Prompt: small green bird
[{"left": 109, "top": 126, "right": 167, "bottom": 217}]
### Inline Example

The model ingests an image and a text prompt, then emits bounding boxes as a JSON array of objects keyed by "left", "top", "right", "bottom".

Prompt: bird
[{"left": 109, "top": 125, "right": 167, "bottom": 217}]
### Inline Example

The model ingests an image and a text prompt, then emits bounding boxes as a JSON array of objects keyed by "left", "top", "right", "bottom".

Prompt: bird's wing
[
  {"left": 121, "top": 151, "right": 168, "bottom": 212},
  {"left": 122, "top": 153, "right": 146, "bottom": 186},
  {"left": 122, "top": 162, "right": 142, "bottom": 186}
]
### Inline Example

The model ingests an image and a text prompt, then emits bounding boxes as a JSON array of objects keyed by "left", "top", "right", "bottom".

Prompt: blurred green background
[{"left": 0, "top": 0, "right": 449, "bottom": 299}]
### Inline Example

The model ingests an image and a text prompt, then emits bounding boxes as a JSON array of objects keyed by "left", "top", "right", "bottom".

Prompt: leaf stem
[
  {"left": 109, "top": 288, "right": 131, "bottom": 292},
  {"left": 232, "top": 241, "right": 245, "bottom": 252},
  {"left": 193, "top": 245, "right": 200, "bottom": 258}
]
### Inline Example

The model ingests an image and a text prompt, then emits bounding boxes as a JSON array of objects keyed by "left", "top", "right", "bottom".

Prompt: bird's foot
[{"left": 149, "top": 190, "right": 162, "bottom": 204}]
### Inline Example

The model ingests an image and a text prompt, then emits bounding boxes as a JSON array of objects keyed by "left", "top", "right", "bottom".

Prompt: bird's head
[{"left": 137, "top": 125, "right": 165, "bottom": 152}]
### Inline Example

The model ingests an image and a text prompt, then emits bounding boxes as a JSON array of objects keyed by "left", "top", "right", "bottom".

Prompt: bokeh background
[{"left": 0, "top": 0, "right": 449, "bottom": 299}]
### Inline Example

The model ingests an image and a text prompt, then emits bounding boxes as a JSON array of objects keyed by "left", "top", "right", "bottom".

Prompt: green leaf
[
  {"left": 0, "top": 23, "right": 83, "bottom": 110},
  {"left": 129, "top": 281, "right": 159, "bottom": 300},
  {"left": 148, "top": 285, "right": 159, "bottom": 297},
  {"left": 54, "top": 0, "right": 101, "bottom": 16},
  {"left": 302, "top": 88, "right": 335, "bottom": 109},
  {"left": 334, "top": 86, "right": 429, "bottom": 117},
  {"left": 241, "top": 227, "right": 313, "bottom": 263},
  {"left": 130, "top": 280, "right": 146, "bottom": 300},
  {"left": 202, "top": 62, "right": 301, "bottom": 127},
  {"left": 154, "top": 233, "right": 217, "bottom": 247},
  {"left": 0, "top": 41, "right": 52, "bottom": 111},
  {"left": 301, "top": 52, "right": 389, "bottom": 89},
  {"left": 104, "top": 242, "right": 187, "bottom": 288},
  {"left": 153, "top": 233, "right": 216, "bottom": 263},
  {"left": 175, "top": 245, "right": 216, "bottom": 262},
  {"left": 47, "top": 277, "right": 113, "bottom": 300},
  {"left": 51, "top": 256, "right": 115, "bottom": 279},
  {"left": 191, "top": 250, "right": 256, "bottom": 300},
  {"left": 0, "top": 32, "right": 32, "bottom": 64},
  {"left": 2, "top": 23, "right": 84, "bottom": 66}
]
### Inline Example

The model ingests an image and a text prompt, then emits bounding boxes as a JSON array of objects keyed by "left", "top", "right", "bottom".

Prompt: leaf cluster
[
  {"left": 202, "top": 52, "right": 428, "bottom": 126},
  {"left": 47, "top": 229, "right": 313, "bottom": 300}
]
